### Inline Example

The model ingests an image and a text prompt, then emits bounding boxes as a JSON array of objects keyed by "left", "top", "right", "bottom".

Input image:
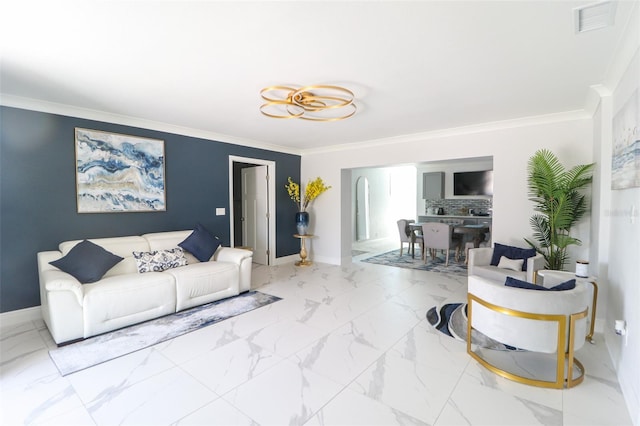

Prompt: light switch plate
[{"left": 216, "top": 208, "right": 225, "bottom": 216}]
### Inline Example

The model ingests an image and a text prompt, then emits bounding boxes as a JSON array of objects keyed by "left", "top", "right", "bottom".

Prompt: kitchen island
[{"left": 418, "top": 214, "right": 492, "bottom": 226}]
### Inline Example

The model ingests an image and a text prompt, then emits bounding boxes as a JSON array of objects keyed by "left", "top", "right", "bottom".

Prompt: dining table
[
  {"left": 408, "top": 222, "right": 490, "bottom": 258},
  {"left": 452, "top": 224, "right": 490, "bottom": 248}
]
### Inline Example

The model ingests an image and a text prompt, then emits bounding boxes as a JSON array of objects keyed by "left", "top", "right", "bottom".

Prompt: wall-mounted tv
[{"left": 453, "top": 170, "right": 493, "bottom": 196}]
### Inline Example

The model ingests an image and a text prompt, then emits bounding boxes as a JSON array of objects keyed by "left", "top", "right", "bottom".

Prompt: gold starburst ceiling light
[{"left": 260, "top": 85, "right": 356, "bottom": 122}]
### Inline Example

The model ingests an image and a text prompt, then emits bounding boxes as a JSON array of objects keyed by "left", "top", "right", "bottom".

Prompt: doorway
[
  {"left": 228, "top": 156, "right": 276, "bottom": 265},
  {"left": 355, "top": 176, "right": 370, "bottom": 241}
]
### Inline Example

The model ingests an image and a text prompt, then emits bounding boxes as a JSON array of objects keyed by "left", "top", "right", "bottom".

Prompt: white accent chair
[
  {"left": 467, "top": 274, "right": 590, "bottom": 388},
  {"left": 468, "top": 246, "right": 544, "bottom": 283},
  {"left": 421, "top": 222, "right": 461, "bottom": 266}
]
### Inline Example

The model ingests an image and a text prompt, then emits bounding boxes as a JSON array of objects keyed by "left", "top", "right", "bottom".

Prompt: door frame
[{"left": 228, "top": 155, "right": 276, "bottom": 265}]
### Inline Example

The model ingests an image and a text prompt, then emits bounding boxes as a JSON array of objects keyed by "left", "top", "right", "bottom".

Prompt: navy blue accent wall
[{"left": 0, "top": 106, "right": 301, "bottom": 313}]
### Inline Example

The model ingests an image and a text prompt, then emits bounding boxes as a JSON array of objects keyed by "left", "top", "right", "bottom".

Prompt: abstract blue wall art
[
  {"left": 75, "top": 128, "right": 166, "bottom": 212},
  {"left": 612, "top": 90, "right": 640, "bottom": 190}
]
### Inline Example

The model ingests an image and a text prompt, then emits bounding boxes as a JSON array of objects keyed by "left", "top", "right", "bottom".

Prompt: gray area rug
[
  {"left": 361, "top": 249, "right": 467, "bottom": 276},
  {"left": 49, "top": 291, "right": 281, "bottom": 376}
]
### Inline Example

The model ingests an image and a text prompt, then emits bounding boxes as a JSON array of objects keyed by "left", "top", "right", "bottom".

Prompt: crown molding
[
  {"left": 0, "top": 94, "right": 303, "bottom": 156},
  {"left": 1, "top": 94, "right": 591, "bottom": 158},
  {"left": 585, "top": 84, "right": 613, "bottom": 116},
  {"left": 301, "top": 110, "right": 591, "bottom": 155}
]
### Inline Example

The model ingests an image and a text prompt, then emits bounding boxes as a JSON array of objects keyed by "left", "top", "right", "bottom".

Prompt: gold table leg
[
  {"left": 586, "top": 280, "right": 598, "bottom": 344},
  {"left": 295, "top": 236, "right": 313, "bottom": 266}
]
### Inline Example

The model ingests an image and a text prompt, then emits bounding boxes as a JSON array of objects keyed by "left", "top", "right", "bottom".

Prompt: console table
[{"left": 293, "top": 234, "right": 314, "bottom": 266}]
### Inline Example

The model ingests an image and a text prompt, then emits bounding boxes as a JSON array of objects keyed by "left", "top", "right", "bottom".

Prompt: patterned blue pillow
[
  {"left": 133, "top": 247, "right": 188, "bottom": 273},
  {"left": 178, "top": 223, "right": 220, "bottom": 262}
]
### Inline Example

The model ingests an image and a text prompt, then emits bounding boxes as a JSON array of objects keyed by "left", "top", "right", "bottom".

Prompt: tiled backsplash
[{"left": 424, "top": 198, "right": 492, "bottom": 216}]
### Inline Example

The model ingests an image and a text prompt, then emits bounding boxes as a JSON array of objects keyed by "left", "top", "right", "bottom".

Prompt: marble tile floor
[{"left": 0, "top": 259, "right": 633, "bottom": 425}]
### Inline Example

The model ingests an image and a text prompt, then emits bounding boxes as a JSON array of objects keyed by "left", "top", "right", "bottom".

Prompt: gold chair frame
[
  {"left": 533, "top": 272, "right": 599, "bottom": 343},
  {"left": 467, "top": 293, "right": 588, "bottom": 389}
]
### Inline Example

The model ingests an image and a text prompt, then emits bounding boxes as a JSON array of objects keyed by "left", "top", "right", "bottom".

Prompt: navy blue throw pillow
[
  {"left": 490, "top": 243, "right": 537, "bottom": 271},
  {"left": 549, "top": 279, "right": 577, "bottom": 291},
  {"left": 505, "top": 276, "right": 576, "bottom": 291},
  {"left": 49, "top": 240, "right": 124, "bottom": 284},
  {"left": 179, "top": 223, "right": 221, "bottom": 262}
]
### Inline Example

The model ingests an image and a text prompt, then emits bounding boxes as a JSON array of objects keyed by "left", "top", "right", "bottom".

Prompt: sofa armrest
[
  {"left": 214, "top": 247, "right": 253, "bottom": 264},
  {"left": 42, "top": 269, "right": 84, "bottom": 306},
  {"left": 468, "top": 247, "right": 493, "bottom": 266},
  {"left": 38, "top": 251, "right": 84, "bottom": 306},
  {"left": 468, "top": 247, "right": 493, "bottom": 276},
  {"left": 214, "top": 247, "right": 253, "bottom": 293},
  {"left": 526, "top": 254, "right": 545, "bottom": 283}
]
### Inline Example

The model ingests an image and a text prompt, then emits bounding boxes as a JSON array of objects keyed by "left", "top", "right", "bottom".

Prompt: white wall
[
  {"left": 598, "top": 28, "right": 640, "bottom": 424},
  {"left": 302, "top": 116, "right": 593, "bottom": 267},
  {"left": 350, "top": 166, "right": 417, "bottom": 243}
]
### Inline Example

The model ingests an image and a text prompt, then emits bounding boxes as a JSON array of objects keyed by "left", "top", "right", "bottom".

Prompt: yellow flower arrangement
[{"left": 285, "top": 177, "right": 331, "bottom": 211}]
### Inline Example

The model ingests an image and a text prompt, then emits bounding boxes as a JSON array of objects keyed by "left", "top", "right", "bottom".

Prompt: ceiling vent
[{"left": 574, "top": 1, "right": 616, "bottom": 33}]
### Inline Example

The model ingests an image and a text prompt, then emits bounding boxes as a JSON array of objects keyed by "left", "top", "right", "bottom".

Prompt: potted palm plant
[{"left": 524, "top": 149, "right": 594, "bottom": 270}]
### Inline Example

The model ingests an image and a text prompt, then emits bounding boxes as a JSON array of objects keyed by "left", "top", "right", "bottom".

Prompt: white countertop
[{"left": 421, "top": 214, "right": 492, "bottom": 219}]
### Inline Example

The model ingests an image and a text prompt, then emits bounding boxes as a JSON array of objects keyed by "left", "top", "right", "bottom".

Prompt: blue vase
[{"left": 296, "top": 211, "right": 309, "bottom": 235}]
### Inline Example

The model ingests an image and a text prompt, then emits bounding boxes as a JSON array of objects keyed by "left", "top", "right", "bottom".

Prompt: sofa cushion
[
  {"left": 59, "top": 236, "right": 149, "bottom": 259},
  {"left": 473, "top": 265, "right": 526, "bottom": 282},
  {"left": 179, "top": 224, "right": 221, "bottom": 262},
  {"left": 133, "top": 247, "right": 188, "bottom": 273},
  {"left": 505, "top": 276, "right": 576, "bottom": 291},
  {"left": 82, "top": 272, "right": 177, "bottom": 337},
  {"left": 167, "top": 261, "right": 239, "bottom": 311},
  {"left": 490, "top": 243, "right": 537, "bottom": 271},
  {"left": 50, "top": 240, "right": 124, "bottom": 284}
]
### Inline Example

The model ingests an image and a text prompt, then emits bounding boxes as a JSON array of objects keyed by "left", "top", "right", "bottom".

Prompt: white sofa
[
  {"left": 468, "top": 246, "right": 544, "bottom": 283},
  {"left": 38, "top": 230, "right": 253, "bottom": 344}
]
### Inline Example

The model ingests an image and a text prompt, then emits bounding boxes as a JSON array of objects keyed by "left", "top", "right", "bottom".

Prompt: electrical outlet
[{"left": 216, "top": 208, "right": 225, "bottom": 216}]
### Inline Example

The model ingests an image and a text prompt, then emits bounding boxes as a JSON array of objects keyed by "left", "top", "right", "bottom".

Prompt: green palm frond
[
  {"left": 529, "top": 214, "right": 551, "bottom": 247},
  {"left": 525, "top": 149, "right": 593, "bottom": 270}
]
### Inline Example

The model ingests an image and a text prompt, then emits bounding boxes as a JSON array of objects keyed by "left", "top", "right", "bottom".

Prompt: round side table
[
  {"left": 293, "top": 234, "right": 314, "bottom": 266},
  {"left": 536, "top": 269, "right": 598, "bottom": 344}
]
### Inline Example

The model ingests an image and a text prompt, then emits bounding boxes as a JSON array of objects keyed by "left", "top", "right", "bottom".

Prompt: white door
[{"left": 241, "top": 166, "right": 269, "bottom": 265}]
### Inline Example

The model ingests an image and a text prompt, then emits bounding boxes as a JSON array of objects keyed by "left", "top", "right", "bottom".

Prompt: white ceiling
[{"left": 0, "top": 1, "right": 633, "bottom": 153}]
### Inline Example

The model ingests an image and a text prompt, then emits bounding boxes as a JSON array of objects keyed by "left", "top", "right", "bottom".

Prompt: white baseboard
[
  {"left": 272, "top": 254, "right": 299, "bottom": 265},
  {"left": 595, "top": 317, "right": 605, "bottom": 335},
  {"left": 0, "top": 306, "right": 42, "bottom": 327}
]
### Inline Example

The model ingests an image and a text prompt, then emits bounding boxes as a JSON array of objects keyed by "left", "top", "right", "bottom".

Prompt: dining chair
[
  {"left": 397, "top": 219, "right": 414, "bottom": 256},
  {"left": 421, "top": 222, "right": 461, "bottom": 266},
  {"left": 464, "top": 223, "right": 492, "bottom": 264},
  {"left": 397, "top": 219, "right": 424, "bottom": 256}
]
